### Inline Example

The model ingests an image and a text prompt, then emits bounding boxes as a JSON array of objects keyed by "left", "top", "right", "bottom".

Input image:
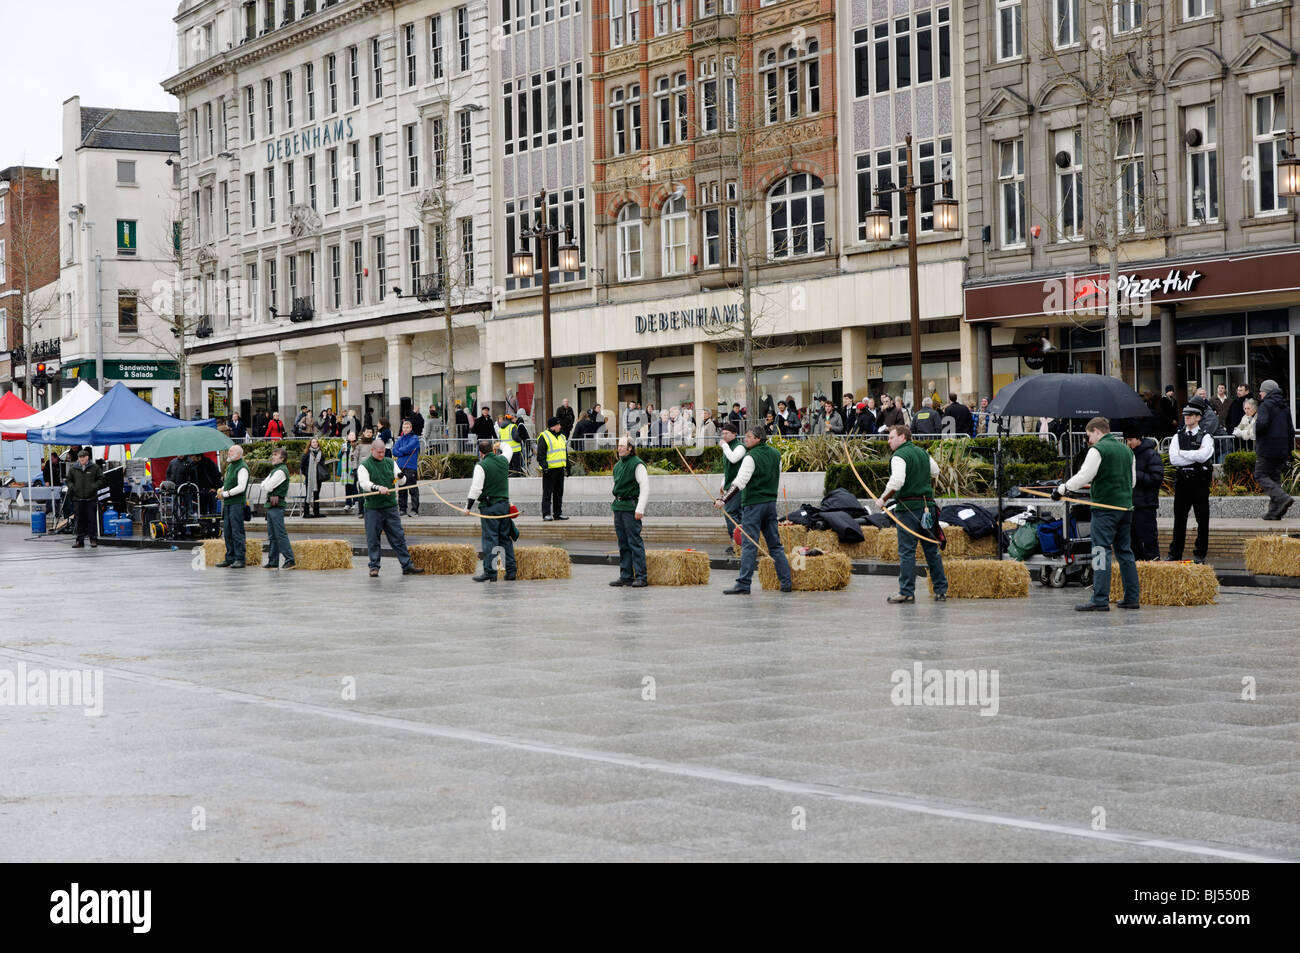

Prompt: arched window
[
  {"left": 768, "top": 174, "right": 825, "bottom": 259},
  {"left": 661, "top": 194, "right": 688, "bottom": 275},
  {"left": 617, "top": 204, "right": 642, "bottom": 280}
]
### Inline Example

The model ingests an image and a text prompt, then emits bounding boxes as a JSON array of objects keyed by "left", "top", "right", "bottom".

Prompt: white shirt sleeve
[
  {"left": 261, "top": 469, "right": 286, "bottom": 493},
  {"left": 467, "top": 461, "right": 486, "bottom": 501},
  {"left": 357, "top": 462, "right": 376, "bottom": 491},
  {"left": 228, "top": 465, "right": 249, "bottom": 496},
  {"left": 930, "top": 456, "right": 940, "bottom": 478},
  {"left": 1169, "top": 431, "right": 1214, "bottom": 467},
  {"left": 635, "top": 463, "right": 648, "bottom": 516},
  {"left": 721, "top": 441, "right": 746, "bottom": 464},
  {"left": 883, "top": 455, "right": 907, "bottom": 494},
  {"left": 730, "top": 455, "right": 757, "bottom": 490},
  {"left": 1064, "top": 447, "right": 1102, "bottom": 492}
]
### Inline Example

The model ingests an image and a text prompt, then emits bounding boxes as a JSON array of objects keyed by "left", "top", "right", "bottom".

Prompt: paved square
[{"left": 1, "top": 525, "right": 1297, "bottom": 862}]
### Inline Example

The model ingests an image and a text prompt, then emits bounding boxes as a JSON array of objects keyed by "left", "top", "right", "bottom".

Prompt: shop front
[{"left": 63, "top": 359, "right": 179, "bottom": 412}]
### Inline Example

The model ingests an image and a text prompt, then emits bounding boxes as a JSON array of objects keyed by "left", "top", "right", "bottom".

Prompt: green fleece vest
[
  {"left": 360, "top": 455, "right": 398, "bottom": 509},
  {"left": 893, "top": 440, "right": 934, "bottom": 513},
  {"left": 222, "top": 458, "right": 248, "bottom": 505},
  {"left": 477, "top": 452, "right": 510, "bottom": 503},
  {"left": 266, "top": 463, "right": 290, "bottom": 508},
  {"left": 722, "top": 438, "right": 744, "bottom": 487},
  {"left": 1089, "top": 433, "right": 1134, "bottom": 510},
  {"left": 612, "top": 454, "right": 642, "bottom": 513},
  {"left": 740, "top": 442, "right": 780, "bottom": 506}
]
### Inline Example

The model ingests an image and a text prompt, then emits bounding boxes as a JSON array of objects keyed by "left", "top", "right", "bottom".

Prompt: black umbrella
[{"left": 987, "top": 373, "right": 1153, "bottom": 421}]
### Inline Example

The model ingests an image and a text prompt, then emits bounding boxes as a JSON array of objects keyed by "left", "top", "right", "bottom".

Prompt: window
[
  {"left": 204, "top": 186, "right": 214, "bottom": 242},
  {"left": 329, "top": 245, "right": 341, "bottom": 308},
  {"left": 1115, "top": 0, "right": 1142, "bottom": 33},
  {"left": 116, "top": 219, "right": 138, "bottom": 256},
  {"left": 854, "top": 8, "right": 949, "bottom": 97},
  {"left": 245, "top": 85, "right": 255, "bottom": 140},
  {"left": 700, "top": 0, "right": 736, "bottom": 12},
  {"left": 352, "top": 240, "right": 364, "bottom": 306},
  {"left": 432, "top": 117, "right": 446, "bottom": 180},
  {"left": 245, "top": 2, "right": 256, "bottom": 41},
  {"left": 375, "top": 236, "right": 387, "bottom": 301},
  {"left": 661, "top": 195, "right": 688, "bottom": 275},
  {"left": 400, "top": 24, "right": 416, "bottom": 88},
  {"left": 349, "top": 141, "right": 361, "bottom": 202},
  {"left": 288, "top": 255, "right": 298, "bottom": 305},
  {"left": 673, "top": 72, "right": 687, "bottom": 142},
  {"left": 617, "top": 204, "right": 642, "bottom": 279},
  {"left": 265, "top": 168, "right": 276, "bottom": 224},
  {"left": 1054, "top": 128, "right": 1083, "bottom": 241},
  {"left": 221, "top": 269, "right": 230, "bottom": 326},
  {"left": 702, "top": 207, "right": 720, "bottom": 267},
  {"left": 1116, "top": 115, "right": 1145, "bottom": 231},
  {"left": 431, "top": 223, "right": 445, "bottom": 287},
  {"left": 220, "top": 98, "right": 228, "bottom": 151},
  {"left": 117, "top": 291, "right": 138, "bottom": 334},
  {"left": 246, "top": 172, "right": 257, "bottom": 227},
  {"left": 220, "top": 181, "right": 230, "bottom": 236},
  {"left": 456, "top": 6, "right": 470, "bottom": 72},
  {"left": 306, "top": 155, "right": 317, "bottom": 209},
  {"left": 458, "top": 109, "right": 473, "bottom": 175},
  {"left": 768, "top": 173, "right": 825, "bottom": 259},
  {"left": 405, "top": 123, "right": 419, "bottom": 187},
  {"left": 1184, "top": 0, "right": 1211, "bottom": 20},
  {"left": 407, "top": 226, "right": 421, "bottom": 283},
  {"left": 327, "top": 53, "right": 338, "bottom": 113},
  {"left": 264, "top": 77, "right": 274, "bottom": 135},
  {"left": 998, "top": 138, "right": 1026, "bottom": 247},
  {"left": 996, "top": 0, "right": 1022, "bottom": 61},
  {"left": 1254, "top": 92, "right": 1288, "bottom": 215},
  {"left": 610, "top": 0, "right": 639, "bottom": 48},
  {"left": 698, "top": 58, "right": 718, "bottom": 133},
  {"left": 116, "top": 160, "right": 136, "bottom": 184},
  {"left": 724, "top": 56, "right": 738, "bottom": 130},
  {"left": 460, "top": 217, "right": 474, "bottom": 285},
  {"left": 284, "top": 71, "right": 294, "bottom": 127},
  {"left": 611, "top": 85, "right": 641, "bottom": 155},
  {"left": 372, "top": 36, "right": 383, "bottom": 99},
  {"left": 429, "top": 15, "right": 444, "bottom": 80},
  {"left": 262, "top": 0, "right": 273, "bottom": 33},
  {"left": 190, "top": 108, "right": 199, "bottom": 157},
  {"left": 372, "top": 135, "right": 384, "bottom": 196},
  {"left": 1054, "top": 0, "right": 1080, "bottom": 47},
  {"left": 247, "top": 262, "right": 258, "bottom": 320},
  {"left": 286, "top": 159, "right": 296, "bottom": 206},
  {"left": 654, "top": 76, "right": 671, "bottom": 146},
  {"left": 192, "top": 189, "right": 201, "bottom": 240},
  {"left": 654, "top": 0, "right": 684, "bottom": 35},
  {"left": 349, "top": 45, "right": 360, "bottom": 107},
  {"left": 329, "top": 147, "right": 340, "bottom": 207},
  {"left": 1185, "top": 103, "right": 1218, "bottom": 224},
  {"left": 305, "top": 63, "right": 315, "bottom": 121},
  {"left": 205, "top": 102, "right": 215, "bottom": 154},
  {"left": 0, "top": 241, "right": 5, "bottom": 283}
]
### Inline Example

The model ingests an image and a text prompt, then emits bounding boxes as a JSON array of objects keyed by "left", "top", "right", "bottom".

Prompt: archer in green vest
[
  {"left": 539, "top": 416, "right": 569, "bottom": 521},
  {"left": 468, "top": 438, "right": 517, "bottom": 581},
  {"left": 718, "top": 427, "right": 791, "bottom": 594},
  {"left": 259, "top": 447, "right": 296, "bottom": 569},
  {"left": 881, "top": 424, "right": 947, "bottom": 603},
  {"left": 215, "top": 445, "right": 250, "bottom": 568},
  {"left": 610, "top": 436, "right": 648, "bottom": 587},
  {"left": 1059, "top": 416, "right": 1139, "bottom": 611},
  {"left": 357, "top": 438, "right": 424, "bottom": 577},
  {"left": 718, "top": 422, "right": 746, "bottom": 552}
]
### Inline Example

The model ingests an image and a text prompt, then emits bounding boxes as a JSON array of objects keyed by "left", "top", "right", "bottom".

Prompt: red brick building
[{"left": 0, "top": 166, "right": 61, "bottom": 394}]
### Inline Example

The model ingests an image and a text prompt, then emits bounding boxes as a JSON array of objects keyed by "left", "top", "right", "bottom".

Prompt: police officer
[
  {"left": 538, "top": 416, "right": 569, "bottom": 521},
  {"left": 1166, "top": 404, "right": 1213, "bottom": 564},
  {"left": 1058, "top": 417, "right": 1138, "bottom": 611},
  {"left": 497, "top": 413, "right": 524, "bottom": 476},
  {"left": 718, "top": 422, "right": 745, "bottom": 552},
  {"left": 610, "top": 437, "right": 648, "bottom": 587},
  {"left": 882, "top": 424, "right": 947, "bottom": 603},
  {"left": 468, "top": 439, "right": 517, "bottom": 582},
  {"left": 910, "top": 398, "right": 940, "bottom": 435},
  {"left": 719, "top": 427, "right": 792, "bottom": 595},
  {"left": 215, "top": 445, "right": 250, "bottom": 568}
]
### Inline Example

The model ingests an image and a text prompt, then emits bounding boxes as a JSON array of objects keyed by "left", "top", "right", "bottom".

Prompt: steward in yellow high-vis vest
[
  {"left": 539, "top": 416, "right": 569, "bottom": 521},
  {"left": 497, "top": 413, "right": 525, "bottom": 476}
]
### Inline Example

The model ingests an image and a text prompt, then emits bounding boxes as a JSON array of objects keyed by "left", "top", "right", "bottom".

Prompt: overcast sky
[{"left": 0, "top": 0, "right": 181, "bottom": 169}]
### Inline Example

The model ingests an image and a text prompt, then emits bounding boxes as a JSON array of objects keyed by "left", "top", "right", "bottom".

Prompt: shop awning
[
  {"left": 0, "top": 392, "right": 37, "bottom": 440},
  {"left": 0, "top": 381, "right": 102, "bottom": 436},
  {"left": 25, "top": 382, "right": 216, "bottom": 445}
]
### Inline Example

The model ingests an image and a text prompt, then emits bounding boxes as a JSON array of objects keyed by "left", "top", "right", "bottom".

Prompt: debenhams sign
[
  {"left": 635, "top": 303, "right": 740, "bottom": 335},
  {"left": 266, "top": 117, "right": 357, "bottom": 164}
]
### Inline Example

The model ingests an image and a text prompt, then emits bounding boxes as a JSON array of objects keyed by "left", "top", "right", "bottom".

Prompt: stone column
[
  {"left": 385, "top": 334, "right": 412, "bottom": 427},
  {"left": 230, "top": 354, "right": 249, "bottom": 420},
  {"left": 692, "top": 342, "right": 717, "bottom": 433},
  {"left": 339, "top": 341, "right": 362, "bottom": 415},
  {"left": 840, "top": 327, "right": 868, "bottom": 402},
  {"left": 957, "top": 320, "right": 977, "bottom": 403},
  {"left": 975, "top": 324, "right": 993, "bottom": 402},
  {"left": 595, "top": 351, "right": 619, "bottom": 435},
  {"left": 276, "top": 349, "right": 297, "bottom": 424},
  {"left": 487, "top": 362, "right": 507, "bottom": 416},
  {"left": 1159, "top": 304, "right": 1176, "bottom": 395},
  {"left": 184, "top": 366, "right": 202, "bottom": 416}
]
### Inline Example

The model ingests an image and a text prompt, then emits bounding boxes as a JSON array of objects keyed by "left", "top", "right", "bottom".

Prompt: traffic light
[{"left": 34, "top": 363, "right": 48, "bottom": 386}]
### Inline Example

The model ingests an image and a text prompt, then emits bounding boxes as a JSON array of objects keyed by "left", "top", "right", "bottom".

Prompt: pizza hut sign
[{"left": 1115, "top": 269, "right": 1205, "bottom": 298}]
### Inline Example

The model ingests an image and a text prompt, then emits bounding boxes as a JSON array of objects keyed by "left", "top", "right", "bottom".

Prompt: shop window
[{"left": 118, "top": 291, "right": 138, "bottom": 334}]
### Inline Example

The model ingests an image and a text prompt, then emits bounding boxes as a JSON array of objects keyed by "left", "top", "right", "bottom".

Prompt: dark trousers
[
  {"left": 73, "top": 498, "right": 97, "bottom": 543},
  {"left": 896, "top": 509, "right": 946, "bottom": 598},
  {"left": 1090, "top": 509, "right": 1139, "bottom": 606},
  {"left": 1169, "top": 474, "right": 1210, "bottom": 560},
  {"left": 308, "top": 487, "right": 321, "bottom": 517},
  {"left": 479, "top": 500, "right": 517, "bottom": 576},
  {"left": 541, "top": 468, "right": 565, "bottom": 517},
  {"left": 1130, "top": 505, "right": 1159, "bottom": 561},
  {"left": 222, "top": 501, "right": 246, "bottom": 563},
  {"left": 722, "top": 494, "right": 742, "bottom": 544},
  {"left": 1255, "top": 455, "right": 1292, "bottom": 513},
  {"left": 364, "top": 505, "right": 414, "bottom": 571},
  {"left": 614, "top": 509, "right": 646, "bottom": 582},
  {"left": 736, "top": 501, "right": 790, "bottom": 591},
  {"left": 398, "top": 468, "right": 419, "bottom": 514},
  {"left": 265, "top": 506, "right": 294, "bottom": 566}
]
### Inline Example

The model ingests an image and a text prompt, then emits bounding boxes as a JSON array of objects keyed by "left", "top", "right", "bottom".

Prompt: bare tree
[
  {"left": 5, "top": 168, "right": 61, "bottom": 403},
  {"left": 141, "top": 202, "right": 209, "bottom": 419}
]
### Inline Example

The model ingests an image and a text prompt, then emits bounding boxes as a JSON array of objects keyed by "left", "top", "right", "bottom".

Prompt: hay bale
[
  {"left": 943, "top": 527, "right": 999, "bottom": 559},
  {"left": 646, "top": 550, "right": 710, "bottom": 586},
  {"left": 875, "top": 528, "right": 899, "bottom": 562},
  {"left": 293, "top": 538, "right": 353, "bottom": 571},
  {"left": 512, "top": 546, "right": 571, "bottom": 580},
  {"left": 1109, "top": 561, "right": 1217, "bottom": 606},
  {"left": 201, "top": 538, "right": 263, "bottom": 567},
  {"left": 409, "top": 543, "right": 476, "bottom": 575},
  {"left": 1244, "top": 535, "right": 1300, "bottom": 577},
  {"left": 758, "top": 552, "right": 851, "bottom": 591},
  {"left": 929, "top": 559, "right": 1029, "bottom": 599}
]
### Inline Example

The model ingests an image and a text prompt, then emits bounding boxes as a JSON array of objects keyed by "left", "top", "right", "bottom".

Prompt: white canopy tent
[{"left": 0, "top": 381, "right": 104, "bottom": 490}]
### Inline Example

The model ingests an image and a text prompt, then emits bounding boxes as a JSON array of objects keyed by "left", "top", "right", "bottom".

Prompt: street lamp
[
  {"left": 869, "top": 133, "right": 959, "bottom": 411},
  {"left": 1278, "top": 134, "right": 1300, "bottom": 198},
  {"left": 510, "top": 188, "right": 580, "bottom": 427}
]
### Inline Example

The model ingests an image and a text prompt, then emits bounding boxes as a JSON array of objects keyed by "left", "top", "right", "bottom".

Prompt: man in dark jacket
[
  {"left": 1126, "top": 434, "right": 1164, "bottom": 560},
  {"left": 1224, "top": 383, "right": 1249, "bottom": 433},
  {"left": 65, "top": 449, "right": 104, "bottom": 548},
  {"left": 1255, "top": 379, "right": 1296, "bottom": 520},
  {"left": 228, "top": 413, "right": 248, "bottom": 439},
  {"left": 470, "top": 406, "right": 497, "bottom": 442},
  {"left": 911, "top": 398, "right": 940, "bottom": 435},
  {"left": 556, "top": 399, "right": 576, "bottom": 439},
  {"left": 1157, "top": 386, "right": 1180, "bottom": 437},
  {"left": 944, "top": 393, "right": 974, "bottom": 437},
  {"left": 454, "top": 402, "right": 470, "bottom": 441},
  {"left": 407, "top": 408, "right": 425, "bottom": 443}
]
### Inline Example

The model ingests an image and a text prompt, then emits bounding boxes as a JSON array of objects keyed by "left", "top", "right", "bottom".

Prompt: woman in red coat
[{"left": 264, "top": 412, "right": 287, "bottom": 439}]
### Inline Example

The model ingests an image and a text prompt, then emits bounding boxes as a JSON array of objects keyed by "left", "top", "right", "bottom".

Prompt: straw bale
[
  {"left": 875, "top": 528, "right": 899, "bottom": 562},
  {"left": 409, "top": 543, "right": 477, "bottom": 575},
  {"left": 512, "top": 546, "right": 571, "bottom": 580},
  {"left": 1244, "top": 535, "right": 1300, "bottom": 578},
  {"left": 293, "top": 538, "right": 354, "bottom": 571},
  {"left": 759, "top": 553, "right": 851, "bottom": 591},
  {"left": 942, "top": 528, "right": 999, "bottom": 559},
  {"left": 645, "top": 550, "right": 710, "bottom": 586},
  {"left": 201, "top": 538, "right": 262, "bottom": 567},
  {"left": 1110, "top": 561, "right": 1217, "bottom": 606},
  {"left": 929, "top": 559, "right": 1029, "bottom": 599}
]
